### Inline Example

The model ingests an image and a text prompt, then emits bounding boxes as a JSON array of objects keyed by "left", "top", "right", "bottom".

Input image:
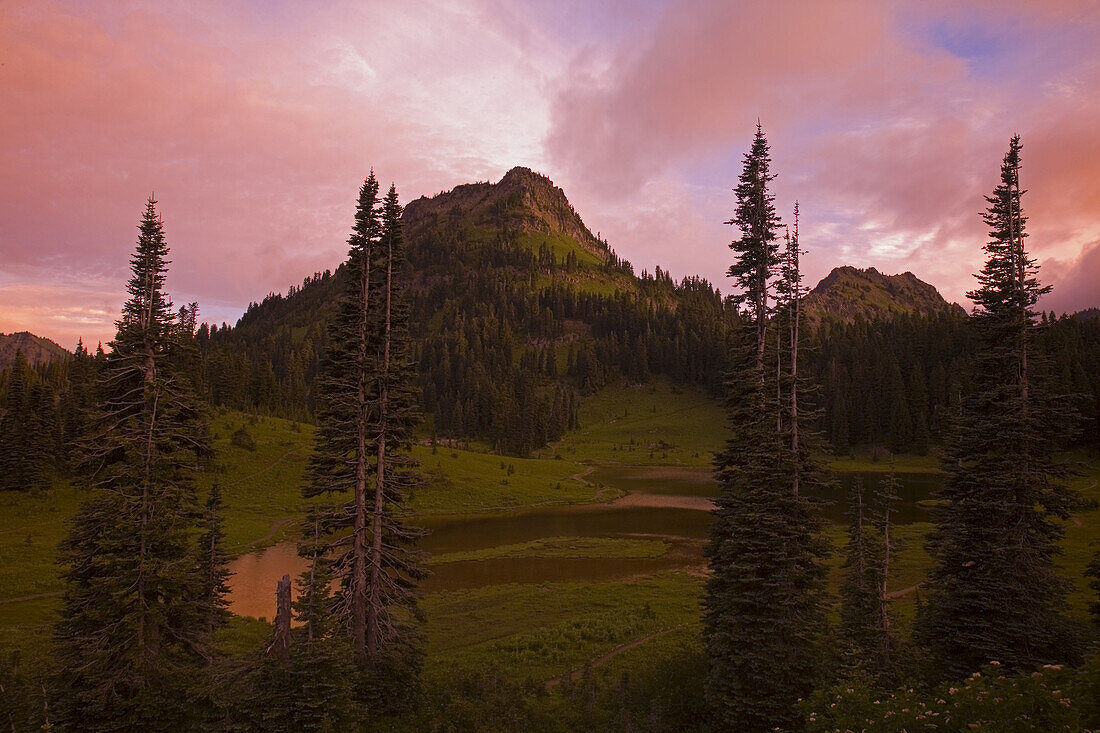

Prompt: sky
[{"left": 2, "top": 0, "right": 1099, "bottom": 349}]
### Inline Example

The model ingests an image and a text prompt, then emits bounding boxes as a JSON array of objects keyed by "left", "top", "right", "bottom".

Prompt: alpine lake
[{"left": 227, "top": 466, "right": 941, "bottom": 619}]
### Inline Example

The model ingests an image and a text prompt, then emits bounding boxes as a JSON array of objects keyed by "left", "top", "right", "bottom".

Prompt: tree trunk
[
  {"left": 1007, "top": 159, "right": 1029, "bottom": 416},
  {"left": 790, "top": 212, "right": 801, "bottom": 496},
  {"left": 351, "top": 240, "right": 373, "bottom": 658},
  {"left": 776, "top": 322, "right": 783, "bottom": 434},
  {"left": 138, "top": 345, "right": 159, "bottom": 668},
  {"left": 367, "top": 225, "right": 394, "bottom": 658},
  {"left": 269, "top": 574, "right": 292, "bottom": 663},
  {"left": 879, "top": 502, "right": 892, "bottom": 667},
  {"left": 855, "top": 489, "right": 865, "bottom": 588}
]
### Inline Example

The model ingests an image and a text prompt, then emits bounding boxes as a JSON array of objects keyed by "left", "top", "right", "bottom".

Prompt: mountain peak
[
  {"left": 498, "top": 165, "right": 548, "bottom": 187},
  {"left": 804, "top": 266, "right": 964, "bottom": 324},
  {"left": 405, "top": 167, "right": 606, "bottom": 260}
]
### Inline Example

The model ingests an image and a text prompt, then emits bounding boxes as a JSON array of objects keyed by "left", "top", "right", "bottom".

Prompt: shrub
[
  {"left": 804, "top": 660, "right": 1099, "bottom": 732},
  {"left": 231, "top": 427, "right": 256, "bottom": 451}
]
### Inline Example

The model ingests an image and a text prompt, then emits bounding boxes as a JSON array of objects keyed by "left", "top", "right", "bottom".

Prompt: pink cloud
[
  {"left": 543, "top": 0, "right": 1100, "bottom": 312},
  {"left": 2, "top": 0, "right": 1098, "bottom": 352},
  {"left": 1, "top": 0, "right": 559, "bottom": 345},
  {"left": 1040, "top": 241, "right": 1100, "bottom": 316},
  {"left": 546, "top": 0, "right": 967, "bottom": 197}
]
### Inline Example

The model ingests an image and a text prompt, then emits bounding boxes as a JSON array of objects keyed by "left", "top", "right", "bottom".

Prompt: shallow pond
[
  {"left": 228, "top": 466, "right": 940, "bottom": 618},
  {"left": 589, "top": 465, "right": 941, "bottom": 525}
]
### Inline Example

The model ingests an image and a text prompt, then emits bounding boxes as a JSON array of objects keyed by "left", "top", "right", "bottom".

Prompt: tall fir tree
[
  {"left": 305, "top": 172, "right": 383, "bottom": 659},
  {"left": 704, "top": 128, "right": 827, "bottom": 730},
  {"left": 360, "top": 183, "right": 427, "bottom": 707},
  {"left": 196, "top": 484, "right": 231, "bottom": 635},
  {"left": 303, "top": 175, "right": 424, "bottom": 708},
  {"left": 245, "top": 516, "right": 354, "bottom": 732},
  {"left": 837, "top": 479, "right": 881, "bottom": 679},
  {"left": 53, "top": 197, "right": 212, "bottom": 729},
  {"left": 726, "top": 123, "right": 782, "bottom": 372},
  {"left": 292, "top": 517, "right": 354, "bottom": 727},
  {"left": 60, "top": 338, "right": 100, "bottom": 470},
  {"left": 27, "top": 380, "right": 59, "bottom": 484},
  {"left": 916, "top": 137, "right": 1088, "bottom": 678},
  {"left": 873, "top": 469, "right": 902, "bottom": 680}
]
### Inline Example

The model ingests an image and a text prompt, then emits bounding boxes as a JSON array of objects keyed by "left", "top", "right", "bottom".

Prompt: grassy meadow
[
  {"left": 0, "top": 381, "right": 1096, "bottom": 698},
  {"left": 549, "top": 381, "right": 728, "bottom": 466}
]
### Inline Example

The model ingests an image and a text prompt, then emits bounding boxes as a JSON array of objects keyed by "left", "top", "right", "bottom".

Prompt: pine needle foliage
[
  {"left": 53, "top": 196, "right": 214, "bottom": 729},
  {"left": 197, "top": 484, "right": 232, "bottom": 635},
  {"left": 917, "top": 137, "right": 1088, "bottom": 678},
  {"left": 245, "top": 519, "right": 355, "bottom": 732},
  {"left": 838, "top": 480, "right": 882, "bottom": 678},
  {"left": 303, "top": 174, "right": 425, "bottom": 708},
  {"left": 837, "top": 469, "right": 903, "bottom": 687},
  {"left": 0, "top": 350, "right": 50, "bottom": 491},
  {"left": 704, "top": 127, "right": 828, "bottom": 731}
]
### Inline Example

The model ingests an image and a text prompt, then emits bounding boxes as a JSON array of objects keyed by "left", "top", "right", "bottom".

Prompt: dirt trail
[
  {"left": 546, "top": 623, "right": 686, "bottom": 688},
  {"left": 227, "top": 448, "right": 300, "bottom": 488},
  {"left": 239, "top": 518, "right": 293, "bottom": 552},
  {"left": 0, "top": 591, "right": 62, "bottom": 605},
  {"left": 221, "top": 448, "right": 304, "bottom": 553},
  {"left": 571, "top": 465, "right": 595, "bottom": 485},
  {"left": 885, "top": 582, "right": 922, "bottom": 600},
  {"left": 579, "top": 466, "right": 628, "bottom": 503}
]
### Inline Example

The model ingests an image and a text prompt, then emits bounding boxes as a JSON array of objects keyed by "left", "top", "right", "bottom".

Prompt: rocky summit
[{"left": 803, "top": 265, "right": 966, "bottom": 324}]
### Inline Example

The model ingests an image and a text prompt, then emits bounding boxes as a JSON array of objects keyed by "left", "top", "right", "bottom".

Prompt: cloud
[
  {"left": 2, "top": 0, "right": 1099, "bottom": 347},
  {"left": 545, "top": 0, "right": 968, "bottom": 197},
  {"left": 1041, "top": 241, "right": 1100, "bottom": 315},
  {"left": 0, "top": 0, "right": 562, "bottom": 345},
  {"left": 542, "top": 0, "right": 1100, "bottom": 309}
]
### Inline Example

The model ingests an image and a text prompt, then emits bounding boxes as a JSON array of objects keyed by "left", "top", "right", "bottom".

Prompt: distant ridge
[
  {"left": 0, "top": 331, "right": 70, "bottom": 367},
  {"left": 803, "top": 266, "right": 965, "bottom": 324},
  {"left": 1075, "top": 307, "right": 1100, "bottom": 322}
]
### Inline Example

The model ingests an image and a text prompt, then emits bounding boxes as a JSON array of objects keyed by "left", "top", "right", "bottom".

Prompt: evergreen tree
[
  {"left": 726, "top": 123, "right": 782, "bottom": 372},
  {"left": 837, "top": 479, "right": 881, "bottom": 679},
  {"left": 837, "top": 468, "right": 902, "bottom": 687},
  {"left": 917, "top": 137, "right": 1088, "bottom": 678},
  {"left": 873, "top": 469, "right": 902, "bottom": 679},
  {"left": 60, "top": 338, "right": 99, "bottom": 470},
  {"left": 361, "top": 182, "right": 426, "bottom": 707},
  {"left": 53, "top": 196, "right": 211, "bottom": 729},
  {"left": 0, "top": 350, "right": 47, "bottom": 491},
  {"left": 303, "top": 175, "right": 425, "bottom": 707},
  {"left": 291, "top": 520, "right": 355, "bottom": 728},
  {"left": 1087, "top": 550, "right": 1100, "bottom": 627},
  {"left": 196, "top": 484, "right": 231, "bottom": 635},
  {"left": 246, "top": 519, "right": 354, "bottom": 732},
  {"left": 779, "top": 206, "right": 803, "bottom": 489},
  {"left": 27, "top": 380, "right": 58, "bottom": 485},
  {"left": 305, "top": 173, "right": 384, "bottom": 659},
  {"left": 703, "top": 128, "right": 827, "bottom": 730},
  {"left": 908, "top": 368, "right": 931, "bottom": 455}
]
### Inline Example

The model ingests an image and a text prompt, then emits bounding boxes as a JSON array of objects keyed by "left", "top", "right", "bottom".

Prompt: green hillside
[
  {"left": 0, "top": 331, "right": 69, "bottom": 367},
  {"left": 197, "top": 168, "right": 731, "bottom": 455},
  {"left": 803, "top": 265, "right": 966, "bottom": 324}
]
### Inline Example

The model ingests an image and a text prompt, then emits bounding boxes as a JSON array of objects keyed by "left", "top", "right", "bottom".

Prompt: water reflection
[{"left": 228, "top": 467, "right": 940, "bottom": 619}]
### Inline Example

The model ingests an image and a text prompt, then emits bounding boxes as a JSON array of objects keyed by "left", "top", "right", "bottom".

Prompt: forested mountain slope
[
  {"left": 0, "top": 331, "right": 69, "bottom": 367},
  {"left": 803, "top": 265, "right": 966, "bottom": 324},
  {"left": 198, "top": 167, "right": 731, "bottom": 454},
  {"left": 188, "top": 169, "right": 1100, "bottom": 457}
]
